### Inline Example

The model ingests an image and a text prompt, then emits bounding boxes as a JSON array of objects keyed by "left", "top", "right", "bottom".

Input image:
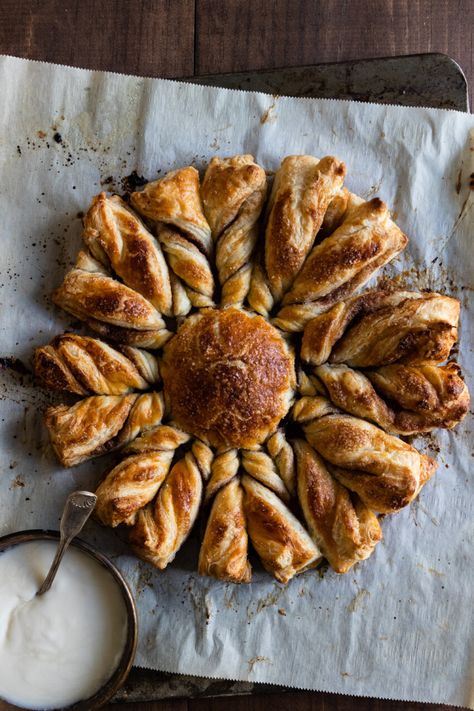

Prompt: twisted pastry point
[
  {"left": 241, "top": 447, "right": 290, "bottom": 502},
  {"left": 198, "top": 477, "right": 251, "bottom": 583},
  {"left": 53, "top": 251, "right": 172, "bottom": 348},
  {"left": 266, "top": 429, "right": 296, "bottom": 496},
  {"left": 292, "top": 395, "right": 342, "bottom": 424},
  {"left": 294, "top": 439, "right": 382, "bottom": 574},
  {"left": 34, "top": 333, "right": 159, "bottom": 395},
  {"left": 82, "top": 192, "right": 173, "bottom": 315},
  {"left": 45, "top": 392, "right": 164, "bottom": 467},
  {"left": 303, "top": 410, "right": 437, "bottom": 513},
  {"left": 129, "top": 449, "right": 203, "bottom": 569},
  {"left": 241, "top": 475, "right": 322, "bottom": 583},
  {"left": 191, "top": 440, "right": 214, "bottom": 482},
  {"left": 265, "top": 155, "right": 346, "bottom": 303},
  {"left": 158, "top": 225, "right": 214, "bottom": 306},
  {"left": 205, "top": 449, "right": 240, "bottom": 503},
  {"left": 201, "top": 155, "right": 267, "bottom": 306},
  {"left": 94, "top": 422, "right": 188, "bottom": 528},
  {"left": 247, "top": 260, "right": 274, "bottom": 317},
  {"left": 314, "top": 362, "right": 469, "bottom": 434}
]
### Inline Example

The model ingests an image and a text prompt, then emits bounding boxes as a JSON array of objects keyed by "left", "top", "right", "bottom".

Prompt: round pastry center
[{"left": 161, "top": 308, "right": 296, "bottom": 449}]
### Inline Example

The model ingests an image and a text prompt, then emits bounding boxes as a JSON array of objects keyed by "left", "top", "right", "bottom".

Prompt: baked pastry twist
[
  {"left": 266, "top": 429, "right": 296, "bottom": 496},
  {"left": 301, "top": 290, "right": 460, "bottom": 366},
  {"left": 264, "top": 155, "right": 346, "bottom": 302},
  {"left": 94, "top": 425, "right": 190, "bottom": 527},
  {"left": 299, "top": 407, "right": 437, "bottom": 513},
  {"left": 82, "top": 192, "right": 173, "bottom": 315},
  {"left": 45, "top": 392, "right": 164, "bottom": 467},
  {"left": 200, "top": 444, "right": 318, "bottom": 583},
  {"left": 201, "top": 155, "right": 267, "bottom": 306},
  {"left": 294, "top": 439, "right": 382, "bottom": 573},
  {"left": 314, "top": 362, "right": 469, "bottom": 434},
  {"left": 198, "top": 477, "right": 251, "bottom": 583},
  {"left": 274, "top": 195, "right": 408, "bottom": 331},
  {"left": 241, "top": 447, "right": 290, "bottom": 502},
  {"left": 129, "top": 450, "right": 203, "bottom": 569},
  {"left": 130, "top": 167, "right": 215, "bottom": 310},
  {"left": 53, "top": 251, "right": 172, "bottom": 348},
  {"left": 34, "top": 333, "right": 159, "bottom": 395},
  {"left": 204, "top": 448, "right": 240, "bottom": 503},
  {"left": 241, "top": 475, "right": 322, "bottom": 583}
]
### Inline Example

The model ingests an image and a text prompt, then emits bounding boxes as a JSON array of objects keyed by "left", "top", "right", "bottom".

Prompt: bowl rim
[{"left": 0, "top": 529, "right": 138, "bottom": 711}]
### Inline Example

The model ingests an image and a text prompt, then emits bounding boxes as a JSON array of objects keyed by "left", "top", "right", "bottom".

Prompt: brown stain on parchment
[
  {"left": 247, "top": 656, "right": 272, "bottom": 674},
  {"left": 417, "top": 563, "right": 445, "bottom": 577},
  {"left": 260, "top": 96, "right": 279, "bottom": 124},
  {"left": 347, "top": 588, "right": 370, "bottom": 612}
]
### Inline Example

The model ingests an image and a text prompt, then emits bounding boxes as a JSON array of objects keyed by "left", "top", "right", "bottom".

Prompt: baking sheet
[{"left": 0, "top": 55, "right": 473, "bottom": 708}]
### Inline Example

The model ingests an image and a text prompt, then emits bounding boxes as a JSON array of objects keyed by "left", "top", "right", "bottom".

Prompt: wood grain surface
[{"left": 0, "top": 1, "right": 471, "bottom": 710}]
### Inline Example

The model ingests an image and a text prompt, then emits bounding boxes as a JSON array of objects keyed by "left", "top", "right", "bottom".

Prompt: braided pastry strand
[
  {"left": 198, "top": 477, "right": 251, "bottom": 584},
  {"left": 314, "top": 362, "right": 469, "bottom": 434},
  {"left": 52, "top": 251, "right": 172, "bottom": 348},
  {"left": 302, "top": 409, "right": 437, "bottom": 513},
  {"left": 294, "top": 439, "right": 382, "bottom": 574},
  {"left": 34, "top": 333, "right": 160, "bottom": 395},
  {"left": 82, "top": 192, "right": 173, "bottom": 315},
  {"left": 129, "top": 449, "right": 203, "bottom": 569},
  {"left": 264, "top": 155, "right": 346, "bottom": 303},
  {"left": 45, "top": 392, "right": 164, "bottom": 467},
  {"left": 94, "top": 425, "right": 190, "bottom": 528},
  {"left": 130, "top": 167, "right": 215, "bottom": 311},
  {"left": 201, "top": 154, "right": 267, "bottom": 306},
  {"left": 275, "top": 195, "right": 408, "bottom": 331},
  {"left": 241, "top": 475, "right": 322, "bottom": 584},
  {"left": 300, "top": 290, "right": 460, "bottom": 366}
]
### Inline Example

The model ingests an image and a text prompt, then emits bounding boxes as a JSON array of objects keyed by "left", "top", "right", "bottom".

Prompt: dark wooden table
[{"left": 0, "top": 2, "right": 471, "bottom": 710}]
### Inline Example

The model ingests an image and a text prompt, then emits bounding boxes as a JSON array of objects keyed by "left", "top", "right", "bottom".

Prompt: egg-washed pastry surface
[{"left": 35, "top": 154, "right": 469, "bottom": 583}]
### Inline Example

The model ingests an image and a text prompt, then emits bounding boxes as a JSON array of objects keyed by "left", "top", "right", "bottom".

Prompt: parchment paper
[{"left": 0, "top": 55, "right": 473, "bottom": 708}]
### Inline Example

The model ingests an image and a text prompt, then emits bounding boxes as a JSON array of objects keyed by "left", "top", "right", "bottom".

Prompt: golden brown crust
[
  {"left": 52, "top": 251, "right": 171, "bottom": 346},
  {"left": 264, "top": 155, "right": 346, "bottom": 302},
  {"left": 242, "top": 475, "right": 322, "bottom": 583},
  {"left": 368, "top": 362, "right": 470, "bottom": 430},
  {"left": 124, "top": 424, "right": 190, "bottom": 454},
  {"left": 45, "top": 394, "right": 137, "bottom": 467},
  {"left": 34, "top": 333, "right": 159, "bottom": 395},
  {"left": 247, "top": 260, "right": 274, "bottom": 317},
  {"left": 304, "top": 412, "right": 437, "bottom": 513},
  {"left": 292, "top": 395, "right": 342, "bottom": 424},
  {"left": 241, "top": 448, "right": 290, "bottom": 502},
  {"left": 198, "top": 478, "right": 251, "bottom": 583},
  {"left": 280, "top": 195, "right": 408, "bottom": 308},
  {"left": 45, "top": 392, "right": 164, "bottom": 467},
  {"left": 83, "top": 193, "right": 173, "bottom": 315},
  {"left": 201, "top": 155, "right": 267, "bottom": 306},
  {"left": 330, "top": 293, "right": 460, "bottom": 367},
  {"left": 266, "top": 429, "right": 296, "bottom": 496},
  {"left": 161, "top": 308, "right": 295, "bottom": 448},
  {"left": 129, "top": 452, "right": 203, "bottom": 569},
  {"left": 157, "top": 225, "right": 214, "bottom": 299},
  {"left": 94, "top": 451, "right": 173, "bottom": 528},
  {"left": 130, "top": 166, "right": 212, "bottom": 256},
  {"left": 319, "top": 187, "right": 351, "bottom": 238},
  {"left": 204, "top": 449, "right": 239, "bottom": 503},
  {"left": 300, "top": 290, "right": 457, "bottom": 366},
  {"left": 294, "top": 439, "right": 382, "bottom": 573},
  {"left": 83, "top": 318, "right": 172, "bottom": 349},
  {"left": 315, "top": 362, "right": 470, "bottom": 434}
]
